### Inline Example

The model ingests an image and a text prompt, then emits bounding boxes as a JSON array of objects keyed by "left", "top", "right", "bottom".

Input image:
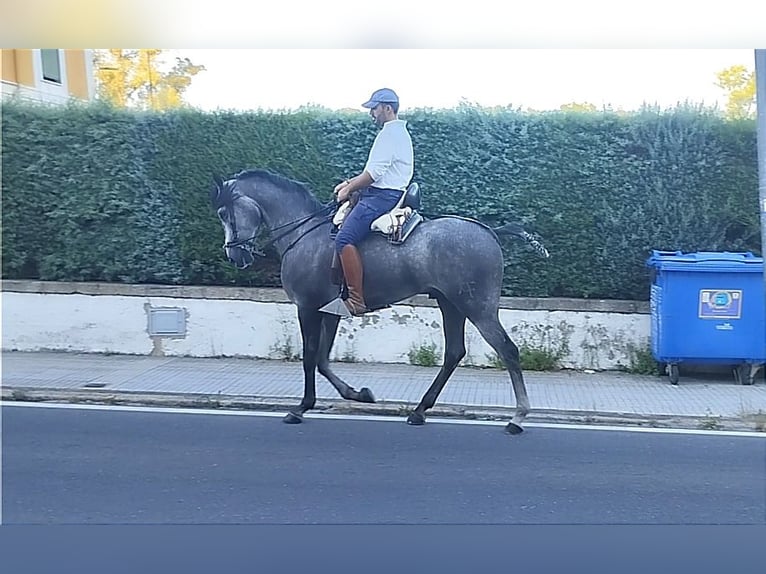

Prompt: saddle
[
  {"left": 332, "top": 182, "right": 424, "bottom": 244},
  {"left": 330, "top": 182, "right": 424, "bottom": 285}
]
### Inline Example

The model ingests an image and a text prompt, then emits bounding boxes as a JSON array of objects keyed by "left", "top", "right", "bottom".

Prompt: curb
[{"left": 4, "top": 386, "right": 765, "bottom": 433}]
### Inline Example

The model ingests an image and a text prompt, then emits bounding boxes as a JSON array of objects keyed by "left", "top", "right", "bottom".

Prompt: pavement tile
[{"left": 2, "top": 351, "right": 765, "bottom": 422}]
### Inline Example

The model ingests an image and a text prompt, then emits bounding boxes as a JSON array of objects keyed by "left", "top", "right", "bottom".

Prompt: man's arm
[
  {"left": 335, "top": 129, "right": 394, "bottom": 202},
  {"left": 336, "top": 171, "right": 374, "bottom": 203}
]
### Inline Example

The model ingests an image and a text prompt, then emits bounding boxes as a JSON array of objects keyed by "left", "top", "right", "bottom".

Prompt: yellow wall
[
  {"left": 2, "top": 49, "right": 17, "bottom": 82},
  {"left": 14, "top": 50, "right": 35, "bottom": 87},
  {"left": 65, "top": 50, "right": 89, "bottom": 99},
  {"left": 1, "top": 49, "right": 35, "bottom": 87},
  {"left": 2, "top": 49, "right": 92, "bottom": 100}
]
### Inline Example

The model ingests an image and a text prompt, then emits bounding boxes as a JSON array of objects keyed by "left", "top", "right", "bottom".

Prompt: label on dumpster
[{"left": 698, "top": 289, "right": 742, "bottom": 319}]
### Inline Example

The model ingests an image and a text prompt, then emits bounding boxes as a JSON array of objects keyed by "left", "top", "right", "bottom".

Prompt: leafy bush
[
  {"left": 408, "top": 342, "right": 440, "bottom": 367},
  {"left": 2, "top": 101, "right": 760, "bottom": 300},
  {"left": 624, "top": 344, "right": 662, "bottom": 376}
]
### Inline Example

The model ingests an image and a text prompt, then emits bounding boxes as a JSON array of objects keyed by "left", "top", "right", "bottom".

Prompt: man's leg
[
  {"left": 334, "top": 203, "right": 379, "bottom": 315},
  {"left": 338, "top": 244, "right": 368, "bottom": 315},
  {"left": 331, "top": 192, "right": 402, "bottom": 315}
]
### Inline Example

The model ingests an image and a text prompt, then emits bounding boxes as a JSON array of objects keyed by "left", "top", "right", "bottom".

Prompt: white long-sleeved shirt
[{"left": 363, "top": 119, "right": 414, "bottom": 191}]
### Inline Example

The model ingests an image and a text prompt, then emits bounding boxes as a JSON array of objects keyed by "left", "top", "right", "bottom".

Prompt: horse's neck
[
  {"left": 260, "top": 200, "right": 317, "bottom": 230},
  {"left": 246, "top": 183, "right": 327, "bottom": 256},
  {"left": 247, "top": 186, "right": 317, "bottom": 229}
]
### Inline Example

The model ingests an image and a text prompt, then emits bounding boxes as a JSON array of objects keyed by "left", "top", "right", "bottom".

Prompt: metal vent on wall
[{"left": 147, "top": 307, "right": 186, "bottom": 337}]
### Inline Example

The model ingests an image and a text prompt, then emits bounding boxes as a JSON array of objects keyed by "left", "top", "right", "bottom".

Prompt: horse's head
[{"left": 210, "top": 174, "right": 264, "bottom": 269}]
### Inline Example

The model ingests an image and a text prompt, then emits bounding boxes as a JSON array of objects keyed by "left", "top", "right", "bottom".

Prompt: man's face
[{"left": 369, "top": 103, "right": 389, "bottom": 127}]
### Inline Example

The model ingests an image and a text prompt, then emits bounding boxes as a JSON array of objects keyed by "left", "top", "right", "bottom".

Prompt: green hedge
[{"left": 1, "top": 101, "right": 760, "bottom": 300}]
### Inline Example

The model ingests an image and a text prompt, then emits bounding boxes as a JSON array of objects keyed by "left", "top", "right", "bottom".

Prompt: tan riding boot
[{"left": 339, "top": 244, "right": 370, "bottom": 316}]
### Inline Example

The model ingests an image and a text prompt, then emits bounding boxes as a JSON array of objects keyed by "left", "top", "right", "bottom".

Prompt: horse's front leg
[
  {"left": 316, "top": 314, "right": 375, "bottom": 404},
  {"left": 283, "top": 307, "right": 322, "bottom": 424}
]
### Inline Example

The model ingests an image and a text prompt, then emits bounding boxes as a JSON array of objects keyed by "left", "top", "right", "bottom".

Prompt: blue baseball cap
[{"left": 361, "top": 88, "right": 399, "bottom": 109}]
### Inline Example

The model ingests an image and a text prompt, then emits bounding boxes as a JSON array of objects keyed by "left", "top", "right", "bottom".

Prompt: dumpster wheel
[
  {"left": 734, "top": 363, "right": 761, "bottom": 386},
  {"left": 666, "top": 363, "right": 679, "bottom": 385}
]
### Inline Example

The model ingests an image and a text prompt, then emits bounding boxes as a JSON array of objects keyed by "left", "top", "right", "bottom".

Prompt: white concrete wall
[{"left": 2, "top": 290, "right": 650, "bottom": 370}]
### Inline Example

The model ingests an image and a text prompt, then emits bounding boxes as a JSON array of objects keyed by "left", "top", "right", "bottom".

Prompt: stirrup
[
  {"left": 319, "top": 296, "right": 373, "bottom": 317},
  {"left": 319, "top": 297, "right": 353, "bottom": 317}
]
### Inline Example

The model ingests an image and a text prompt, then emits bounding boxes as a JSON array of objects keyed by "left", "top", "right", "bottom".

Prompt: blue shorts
[{"left": 335, "top": 187, "right": 403, "bottom": 253}]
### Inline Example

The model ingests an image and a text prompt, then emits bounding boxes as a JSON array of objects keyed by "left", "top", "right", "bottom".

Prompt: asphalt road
[{"left": 3, "top": 404, "right": 765, "bottom": 524}]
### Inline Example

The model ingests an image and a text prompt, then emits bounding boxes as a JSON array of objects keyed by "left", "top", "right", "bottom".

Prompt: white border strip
[{"left": 4, "top": 401, "right": 765, "bottom": 438}]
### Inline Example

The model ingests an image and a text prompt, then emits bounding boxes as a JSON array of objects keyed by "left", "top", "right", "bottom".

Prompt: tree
[
  {"left": 559, "top": 102, "right": 597, "bottom": 112},
  {"left": 715, "top": 65, "right": 755, "bottom": 120},
  {"left": 94, "top": 49, "right": 206, "bottom": 111}
]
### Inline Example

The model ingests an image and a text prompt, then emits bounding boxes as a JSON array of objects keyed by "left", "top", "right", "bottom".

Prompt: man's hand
[
  {"left": 333, "top": 179, "right": 348, "bottom": 196},
  {"left": 337, "top": 186, "right": 352, "bottom": 203},
  {"left": 335, "top": 179, "right": 352, "bottom": 203},
  {"left": 333, "top": 171, "right": 371, "bottom": 203}
]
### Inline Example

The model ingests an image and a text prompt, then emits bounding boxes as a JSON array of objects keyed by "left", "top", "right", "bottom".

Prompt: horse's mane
[
  {"left": 236, "top": 169, "right": 316, "bottom": 198},
  {"left": 233, "top": 169, "right": 325, "bottom": 213}
]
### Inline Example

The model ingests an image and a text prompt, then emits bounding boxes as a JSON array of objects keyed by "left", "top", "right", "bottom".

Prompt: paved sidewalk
[{"left": 2, "top": 351, "right": 765, "bottom": 431}]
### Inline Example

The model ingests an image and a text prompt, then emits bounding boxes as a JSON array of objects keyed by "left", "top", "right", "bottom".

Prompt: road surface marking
[{"left": 4, "top": 401, "right": 765, "bottom": 438}]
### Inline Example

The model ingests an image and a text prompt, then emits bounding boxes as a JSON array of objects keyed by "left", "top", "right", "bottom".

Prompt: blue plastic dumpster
[{"left": 646, "top": 250, "right": 765, "bottom": 385}]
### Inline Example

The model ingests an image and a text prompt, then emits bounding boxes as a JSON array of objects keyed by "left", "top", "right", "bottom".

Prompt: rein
[{"left": 223, "top": 200, "right": 336, "bottom": 257}]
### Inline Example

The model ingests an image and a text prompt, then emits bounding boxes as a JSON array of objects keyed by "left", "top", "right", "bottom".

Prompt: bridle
[{"left": 222, "top": 191, "right": 336, "bottom": 258}]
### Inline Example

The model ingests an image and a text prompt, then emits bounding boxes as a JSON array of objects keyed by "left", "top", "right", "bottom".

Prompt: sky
[{"left": 171, "top": 49, "right": 757, "bottom": 114}]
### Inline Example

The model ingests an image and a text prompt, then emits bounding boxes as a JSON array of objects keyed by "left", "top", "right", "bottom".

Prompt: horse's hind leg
[
  {"left": 284, "top": 307, "right": 322, "bottom": 424},
  {"left": 407, "top": 296, "right": 467, "bottom": 426},
  {"left": 470, "top": 314, "right": 530, "bottom": 434},
  {"left": 316, "top": 314, "right": 375, "bottom": 404}
]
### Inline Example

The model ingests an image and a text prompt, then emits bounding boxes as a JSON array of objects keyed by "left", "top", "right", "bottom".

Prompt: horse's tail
[{"left": 492, "top": 222, "right": 551, "bottom": 259}]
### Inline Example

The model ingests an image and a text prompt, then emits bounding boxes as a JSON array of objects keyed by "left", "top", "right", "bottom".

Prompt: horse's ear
[{"left": 210, "top": 175, "right": 224, "bottom": 207}]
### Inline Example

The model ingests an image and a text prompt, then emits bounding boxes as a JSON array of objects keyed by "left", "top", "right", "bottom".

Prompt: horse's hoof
[
  {"left": 358, "top": 387, "right": 376, "bottom": 403},
  {"left": 283, "top": 411, "right": 304, "bottom": 424},
  {"left": 505, "top": 421, "right": 524, "bottom": 435},
  {"left": 407, "top": 412, "right": 426, "bottom": 426}
]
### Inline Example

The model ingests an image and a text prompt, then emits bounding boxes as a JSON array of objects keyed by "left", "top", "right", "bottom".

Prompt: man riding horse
[
  {"left": 330, "top": 88, "right": 414, "bottom": 316},
  {"left": 211, "top": 91, "right": 550, "bottom": 433}
]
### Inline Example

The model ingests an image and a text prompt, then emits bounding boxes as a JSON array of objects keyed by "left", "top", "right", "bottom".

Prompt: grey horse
[{"left": 211, "top": 169, "right": 549, "bottom": 434}]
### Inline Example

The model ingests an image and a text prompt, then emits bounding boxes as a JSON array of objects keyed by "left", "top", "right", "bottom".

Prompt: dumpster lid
[{"left": 646, "top": 250, "right": 764, "bottom": 272}]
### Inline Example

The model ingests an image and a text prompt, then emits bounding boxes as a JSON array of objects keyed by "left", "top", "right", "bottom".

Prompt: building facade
[{"left": 1, "top": 49, "right": 95, "bottom": 105}]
